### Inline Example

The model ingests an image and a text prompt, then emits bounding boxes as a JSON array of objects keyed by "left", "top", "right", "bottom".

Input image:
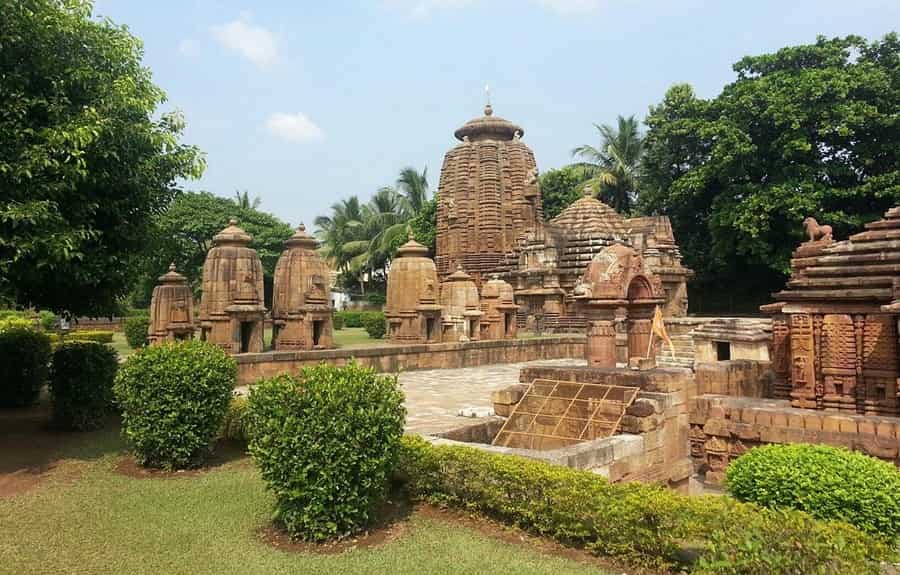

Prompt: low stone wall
[
  {"left": 689, "top": 395, "right": 900, "bottom": 484},
  {"left": 235, "top": 335, "right": 585, "bottom": 385},
  {"left": 695, "top": 360, "right": 773, "bottom": 398}
]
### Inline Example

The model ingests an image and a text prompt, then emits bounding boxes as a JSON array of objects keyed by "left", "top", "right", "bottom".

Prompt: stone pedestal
[{"left": 585, "top": 321, "right": 616, "bottom": 368}]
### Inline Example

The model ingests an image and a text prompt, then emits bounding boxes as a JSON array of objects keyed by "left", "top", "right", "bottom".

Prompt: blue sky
[{"left": 93, "top": 0, "right": 898, "bottom": 229}]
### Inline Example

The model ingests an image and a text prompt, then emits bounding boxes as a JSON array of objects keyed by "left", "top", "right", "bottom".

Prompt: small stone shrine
[
  {"left": 271, "top": 224, "right": 333, "bottom": 350},
  {"left": 573, "top": 243, "right": 666, "bottom": 367},
  {"left": 198, "top": 219, "right": 266, "bottom": 354},
  {"left": 762, "top": 208, "right": 900, "bottom": 416},
  {"left": 480, "top": 274, "right": 518, "bottom": 340},
  {"left": 439, "top": 264, "right": 482, "bottom": 342},
  {"left": 385, "top": 235, "right": 444, "bottom": 344},
  {"left": 148, "top": 263, "right": 195, "bottom": 344}
]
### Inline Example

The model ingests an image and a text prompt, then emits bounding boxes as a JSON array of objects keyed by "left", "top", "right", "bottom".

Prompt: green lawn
[
  {"left": 334, "top": 327, "right": 388, "bottom": 348},
  {"left": 108, "top": 332, "right": 133, "bottom": 359},
  {"left": 0, "top": 416, "right": 609, "bottom": 575}
]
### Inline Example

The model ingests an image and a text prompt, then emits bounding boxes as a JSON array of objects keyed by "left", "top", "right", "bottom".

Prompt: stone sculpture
[{"left": 803, "top": 216, "right": 833, "bottom": 242}]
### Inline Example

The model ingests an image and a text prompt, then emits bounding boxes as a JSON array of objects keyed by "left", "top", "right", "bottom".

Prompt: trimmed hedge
[
  {"left": 362, "top": 312, "right": 386, "bottom": 339},
  {"left": 219, "top": 395, "right": 249, "bottom": 442},
  {"left": 123, "top": 315, "right": 150, "bottom": 349},
  {"left": 334, "top": 310, "right": 383, "bottom": 329},
  {"left": 397, "top": 437, "right": 890, "bottom": 573},
  {"left": 49, "top": 342, "right": 118, "bottom": 430},
  {"left": 247, "top": 363, "right": 406, "bottom": 541},
  {"left": 0, "top": 315, "right": 34, "bottom": 333},
  {"left": 332, "top": 312, "right": 344, "bottom": 331},
  {"left": 0, "top": 327, "right": 52, "bottom": 408},
  {"left": 726, "top": 443, "right": 900, "bottom": 539},
  {"left": 114, "top": 341, "right": 236, "bottom": 469},
  {"left": 68, "top": 330, "right": 115, "bottom": 344}
]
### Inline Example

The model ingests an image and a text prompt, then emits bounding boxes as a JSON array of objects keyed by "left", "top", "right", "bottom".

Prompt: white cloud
[
  {"left": 264, "top": 113, "right": 325, "bottom": 143},
  {"left": 177, "top": 38, "right": 195, "bottom": 56},
  {"left": 210, "top": 13, "right": 278, "bottom": 69}
]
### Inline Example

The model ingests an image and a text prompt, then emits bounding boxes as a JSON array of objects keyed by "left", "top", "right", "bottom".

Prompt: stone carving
[
  {"left": 148, "top": 263, "right": 195, "bottom": 344},
  {"left": 803, "top": 217, "right": 833, "bottom": 242},
  {"left": 271, "top": 224, "right": 334, "bottom": 351},
  {"left": 385, "top": 236, "right": 444, "bottom": 344},
  {"left": 763, "top": 205, "right": 900, "bottom": 416},
  {"left": 480, "top": 274, "right": 518, "bottom": 340},
  {"left": 440, "top": 264, "right": 482, "bottom": 342},
  {"left": 198, "top": 219, "right": 266, "bottom": 354}
]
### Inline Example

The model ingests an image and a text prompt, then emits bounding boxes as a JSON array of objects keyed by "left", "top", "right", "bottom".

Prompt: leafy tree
[
  {"left": 0, "top": 0, "right": 204, "bottom": 316},
  {"left": 572, "top": 115, "right": 644, "bottom": 213},
  {"left": 640, "top": 34, "right": 900, "bottom": 312},
  {"left": 539, "top": 166, "right": 594, "bottom": 220},
  {"left": 408, "top": 197, "right": 437, "bottom": 255},
  {"left": 131, "top": 191, "right": 292, "bottom": 306}
]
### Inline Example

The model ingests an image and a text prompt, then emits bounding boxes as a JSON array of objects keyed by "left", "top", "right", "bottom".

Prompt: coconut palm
[
  {"left": 234, "top": 190, "right": 261, "bottom": 210},
  {"left": 571, "top": 115, "right": 643, "bottom": 213}
]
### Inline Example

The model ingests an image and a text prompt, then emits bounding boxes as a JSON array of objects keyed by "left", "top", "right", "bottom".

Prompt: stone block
[
  {"left": 732, "top": 422, "right": 761, "bottom": 441},
  {"left": 787, "top": 413, "right": 805, "bottom": 430},
  {"left": 803, "top": 413, "right": 823, "bottom": 431},
  {"left": 876, "top": 420, "right": 897, "bottom": 440},
  {"left": 626, "top": 399, "right": 656, "bottom": 417},
  {"left": 855, "top": 435, "right": 899, "bottom": 460},
  {"left": 703, "top": 419, "right": 731, "bottom": 438},
  {"left": 491, "top": 384, "right": 527, "bottom": 406},
  {"left": 857, "top": 419, "right": 876, "bottom": 436}
]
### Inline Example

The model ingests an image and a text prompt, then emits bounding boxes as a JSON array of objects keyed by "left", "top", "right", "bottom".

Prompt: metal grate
[{"left": 492, "top": 378, "right": 640, "bottom": 451}]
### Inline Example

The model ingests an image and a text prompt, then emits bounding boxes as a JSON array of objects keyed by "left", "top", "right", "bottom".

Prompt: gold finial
[
  {"left": 298, "top": 222, "right": 306, "bottom": 232},
  {"left": 168, "top": 262, "right": 177, "bottom": 272}
]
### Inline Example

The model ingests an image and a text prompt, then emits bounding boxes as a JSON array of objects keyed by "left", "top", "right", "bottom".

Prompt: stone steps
[{"left": 656, "top": 333, "right": 695, "bottom": 369}]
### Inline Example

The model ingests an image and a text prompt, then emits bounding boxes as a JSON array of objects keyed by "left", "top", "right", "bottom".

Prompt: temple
[
  {"left": 148, "top": 264, "right": 195, "bottom": 344},
  {"left": 762, "top": 206, "right": 900, "bottom": 416},
  {"left": 271, "top": 224, "right": 334, "bottom": 350},
  {"left": 434, "top": 106, "right": 692, "bottom": 332},
  {"left": 198, "top": 219, "right": 266, "bottom": 353}
]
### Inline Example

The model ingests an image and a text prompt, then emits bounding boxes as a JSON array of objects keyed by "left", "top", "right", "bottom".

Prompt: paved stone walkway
[{"left": 399, "top": 359, "right": 585, "bottom": 435}]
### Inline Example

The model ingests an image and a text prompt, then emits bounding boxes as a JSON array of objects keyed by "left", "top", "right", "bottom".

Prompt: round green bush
[
  {"left": 247, "top": 363, "right": 406, "bottom": 541},
  {"left": 50, "top": 342, "right": 118, "bottom": 430},
  {"left": 114, "top": 340, "right": 236, "bottom": 469},
  {"left": 726, "top": 443, "right": 900, "bottom": 538},
  {"left": 0, "top": 327, "right": 52, "bottom": 408},
  {"left": 363, "top": 312, "right": 386, "bottom": 339},
  {"left": 123, "top": 315, "right": 150, "bottom": 349},
  {"left": 332, "top": 312, "right": 344, "bottom": 331}
]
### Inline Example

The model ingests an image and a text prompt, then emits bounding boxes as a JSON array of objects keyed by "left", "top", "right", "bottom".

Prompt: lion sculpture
[{"left": 803, "top": 217, "right": 833, "bottom": 242}]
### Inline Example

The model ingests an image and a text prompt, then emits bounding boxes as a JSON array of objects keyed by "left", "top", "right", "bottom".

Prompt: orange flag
[{"left": 648, "top": 305, "right": 675, "bottom": 359}]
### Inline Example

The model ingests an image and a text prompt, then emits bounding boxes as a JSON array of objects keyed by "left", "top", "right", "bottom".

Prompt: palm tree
[
  {"left": 571, "top": 115, "right": 643, "bottom": 213},
  {"left": 376, "top": 167, "right": 429, "bottom": 254},
  {"left": 234, "top": 190, "right": 261, "bottom": 210}
]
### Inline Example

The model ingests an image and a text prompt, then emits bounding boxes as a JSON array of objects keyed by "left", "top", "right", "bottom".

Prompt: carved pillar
[
  {"left": 585, "top": 321, "right": 616, "bottom": 368},
  {"left": 853, "top": 314, "right": 866, "bottom": 414},
  {"left": 813, "top": 314, "right": 824, "bottom": 409},
  {"left": 627, "top": 319, "right": 652, "bottom": 361},
  {"left": 770, "top": 316, "right": 791, "bottom": 399},
  {"left": 789, "top": 313, "right": 816, "bottom": 409}
]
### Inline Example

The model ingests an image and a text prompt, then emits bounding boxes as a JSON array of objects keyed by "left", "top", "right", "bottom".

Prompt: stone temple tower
[{"left": 435, "top": 104, "right": 542, "bottom": 285}]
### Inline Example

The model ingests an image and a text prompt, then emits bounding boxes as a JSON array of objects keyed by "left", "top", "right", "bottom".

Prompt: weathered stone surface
[
  {"left": 198, "top": 219, "right": 265, "bottom": 353},
  {"left": 440, "top": 265, "right": 482, "bottom": 342},
  {"left": 148, "top": 264, "right": 195, "bottom": 344},
  {"left": 271, "top": 225, "right": 333, "bottom": 350},
  {"left": 386, "top": 236, "right": 443, "bottom": 344}
]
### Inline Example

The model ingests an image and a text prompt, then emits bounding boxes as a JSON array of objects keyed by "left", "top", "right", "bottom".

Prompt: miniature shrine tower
[
  {"left": 198, "top": 219, "right": 266, "bottom": 354},
  {"left": 148, "top": 264, "right": 195, "bottom": 344},
  {"left": 271, "top": 224, "right": 334, "bottom": 350},
  {"left": 385, "top": 235, "right": 444, "bottom": 344}
]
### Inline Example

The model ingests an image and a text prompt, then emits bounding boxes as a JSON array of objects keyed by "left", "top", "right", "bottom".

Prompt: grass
[
  {"left": 334, "top": 327, "right": 387, "bottom": 348},
  {"left": 0, "top": 417, "right": 609, "bottom": 575},
  {"left": 108, "top": 332, "right": 134, "bottom": 359}
]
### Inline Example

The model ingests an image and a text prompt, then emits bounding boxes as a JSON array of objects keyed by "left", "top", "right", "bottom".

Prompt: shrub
[
  {"left": 725, "top": 443, "right": 900, "bottom": 538},
  {"left": 49, "top": 342, "right": 118, "bottom": 430},
  {"left": 247, "top": 363, "right": 406, "bottom": 541},
  {"left": 68, "top": 330, "right": 115, "bottom": 344},
  {"left": 38, "top": 310, "right": 56, "bottom": 331},
  {"left": 397, "top": 437, "right": 890, "bottom": 573},
  {"left": 332, "top": 312, "right": 344, "bottom": 331},
  {"left": 219, "top": 395, "right": 249, "bottom": 442},
  {"left": 0, "top": 327, "right": 52, "bottom": 408},
  {"left": 0, "top": 315, "right": 34, "bottom": 333},
  {"left": 334, "top": 310, "right": 384, "bottom": 329},
  {"left": 123, "top": 315, "right": 150, "bottom": 349},
  {"left": 366, "top": 293, "right": 386, "bottom": 306},
  {"left": 114, "top": 340, "right": 236, "bottom": 469},
  {"left": 363, "top": 312, "right": 386, "bottom": 339}
]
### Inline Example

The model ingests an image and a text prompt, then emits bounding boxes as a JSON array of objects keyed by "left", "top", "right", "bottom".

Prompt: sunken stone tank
[
  {"left": 386, "top": 236, "right": 443, "bottom": 344},
  {"left": 148, "top": 263, "right": 195, "bottom": 344},
  {"left": 271, "top": 224, "right": 333, "bottom": 350},
  {"left": 198, "top": 219, "right": 266, "bottom": 354},
  {"left": 435, "top": 104, "right": 542, "bottom": 285},
  {"left": 440, "top": 265, "right": 483, "bottom": 342}
]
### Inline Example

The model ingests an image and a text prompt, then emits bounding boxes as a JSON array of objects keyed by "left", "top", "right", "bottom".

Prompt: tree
[
  {"left": 130, "top": 191, "right": 292, "bottom": 307},
  {"left": 572, "top": 115, "right": 644, "bottom": 213},
  {"left": 640, "top": 34, "right": 900, "bottom": 312},
  {"left": 0, "top": 0, "right": 204, "bottom": 316},
  {"left": 539, "top": 166, "right": 594, "bottom": 220},
  {"left": 234, "top": 190, "right": 261, "bottom": 210}
]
